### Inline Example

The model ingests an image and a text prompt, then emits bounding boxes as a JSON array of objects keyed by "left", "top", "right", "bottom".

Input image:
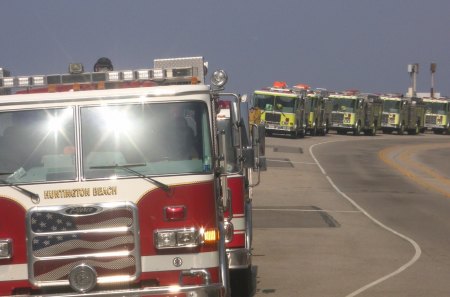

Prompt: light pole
[
  {"left": 430, "top": 63, "right": 436, "bottom": 98},
  {"left": 407, "top": 63, "right": 419, "bottom": 97}
]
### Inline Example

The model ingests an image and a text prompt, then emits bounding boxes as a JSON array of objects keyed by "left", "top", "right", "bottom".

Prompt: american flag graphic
[{"left": 29, "top": 204, "right": 139, "bottom": 283}]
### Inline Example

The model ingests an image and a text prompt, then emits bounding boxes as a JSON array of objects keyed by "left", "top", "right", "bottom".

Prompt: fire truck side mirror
[
  {"left": 217, "top": 130, "right": 232, "bottom": 214},
  {"left": 247, "top": 123, "right": 267, "bottom": 187},
  {"left": 253, "top": 124, "right": 267, "bottom": 171}
]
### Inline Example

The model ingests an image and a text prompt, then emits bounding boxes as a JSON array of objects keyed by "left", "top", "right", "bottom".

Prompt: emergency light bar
[{"left": 0, "top": 65, "right": 199, "bottom": 92}]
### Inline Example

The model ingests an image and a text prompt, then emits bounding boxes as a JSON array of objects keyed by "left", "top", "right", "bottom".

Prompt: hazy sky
[{"left": 1, "top": 0, "right": 449, "bottom": 97}]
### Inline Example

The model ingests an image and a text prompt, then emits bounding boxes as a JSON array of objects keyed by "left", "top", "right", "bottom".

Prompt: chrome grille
[
  {"left": 27, "top": 202, "right": 140, "bottom": 287},
  {"left": 265, "top": 112, "right": 281, "bottom": 123},
  {"left": 331, "top": 113, "right": 344, "bottom": 124},
  {"left": 381, "top": 113, "right": 389, "bottom": 125},
  {"left": 425, "top": 115, "right": 437, "bottom": 125}
]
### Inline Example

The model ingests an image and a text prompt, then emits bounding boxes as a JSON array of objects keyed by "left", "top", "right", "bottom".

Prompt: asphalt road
[{"left": 249, "top": 132, "right": 450, "bottom": 297}]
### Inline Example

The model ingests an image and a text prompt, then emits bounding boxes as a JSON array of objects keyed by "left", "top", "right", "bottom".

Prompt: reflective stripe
[
  {"left": 0, "top": 252, "right": 220, "bottom": 281},
  {"left": 230, "top": 217, "right": 245, "bottom": 231},
  {"left": 0, "top": 264, "right": 27, "bottom": 281},
  {"left": 141, "top": 251, "right": 219, "bottom": 272}
]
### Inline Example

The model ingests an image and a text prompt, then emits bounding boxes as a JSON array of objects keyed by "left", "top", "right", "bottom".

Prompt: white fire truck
[
  {"left": 0, "top": 56, "right": 247, "bottom": 297},
  {"left": 216, "top": 97, "right": 265, "bottom": 297}
]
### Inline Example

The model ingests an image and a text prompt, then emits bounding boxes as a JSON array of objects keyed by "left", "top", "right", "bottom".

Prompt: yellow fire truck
[
  {"left": 252, "top": 82, "right": 306, "bottom": 138},
  {"left": 380, "top": 95, "right": 425, "bottom": 135},
  {"left": 0, "top": 57, "right": 244, "bottom": 297},
  {"left": 326, "top": 92, "right": 382, "bottom": 136},
  {"left": 305, "top": 89, "right": 329, "bottom": 136},
  {"left": 422, "top": 97, "right": 450, "bottom": 134}
]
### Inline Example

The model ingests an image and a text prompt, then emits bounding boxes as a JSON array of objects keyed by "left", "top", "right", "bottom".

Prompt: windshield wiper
[
  {"left": 0, "top": 175, "right": 40, "bottom": 204},
  {"left": 90, "top": 164, "right": 170, "bottom": 192}
]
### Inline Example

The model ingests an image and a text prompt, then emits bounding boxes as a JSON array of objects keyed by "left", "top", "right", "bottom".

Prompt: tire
[
  {"left": 366, "top": 125, "right": 377, "bottom": 136},
  {"left": 353, "top": 122, "right": 361, "bottom": 136},
  {"left": 408, "top": 124, "right": 419, "bottom": 135},
  {"left": 230, "top": 266, "right": 253, "bottom": 297},
  {"left": 290, "top": 130, "right": 298, "bottom": 139},
  {"left": 398, "top": 124, "right": 404, "bottom": 135}
]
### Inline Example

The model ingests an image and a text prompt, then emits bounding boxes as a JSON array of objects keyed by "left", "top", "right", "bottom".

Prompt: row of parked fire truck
[
  {"left": 0, "top": 57, "right": 266, "bottom": 297},
  {"left": 251, "top": 81, "right": 450, "bottom": 137}
]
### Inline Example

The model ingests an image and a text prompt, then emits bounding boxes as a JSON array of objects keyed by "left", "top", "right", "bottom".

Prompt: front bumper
[{"left": 17, "top": 283, "right": 225, "bottom": 297}]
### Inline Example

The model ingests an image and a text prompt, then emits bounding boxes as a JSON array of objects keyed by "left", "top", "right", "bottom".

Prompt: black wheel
[
  {"left": 230, "top": 266, "right": 252, "bottom": 297},
  {"left": 290, "top": 130, "right": 298, "bottom": 139},
  {"left": 408, "top": 124, "right": 419, "bottom": 135},
  {"left": 353, "top": 122, "right": 361, "bottom": 136},
  {"left": 398, "top": 124, "right": 404, "bottom": 135},
  {"left": 366, "top": 124, "right": 377, "bottom": 136}
]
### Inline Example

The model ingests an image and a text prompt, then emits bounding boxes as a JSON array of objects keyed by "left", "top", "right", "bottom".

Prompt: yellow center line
[{"left": 379, "top": 143, "right": 450, "bottom": 199}]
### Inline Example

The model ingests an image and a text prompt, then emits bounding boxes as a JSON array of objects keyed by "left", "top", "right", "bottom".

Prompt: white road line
[
  {"left": 309, "top": 140, "right": 422, "bottom": 297},
  {"left": 266, "top": 158, "right": 316, "bottom": 165}
]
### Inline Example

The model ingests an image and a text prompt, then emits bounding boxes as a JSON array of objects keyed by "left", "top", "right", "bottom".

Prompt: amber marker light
[{"left": 200, "top": 228, "right": 220, "bottom": 244}]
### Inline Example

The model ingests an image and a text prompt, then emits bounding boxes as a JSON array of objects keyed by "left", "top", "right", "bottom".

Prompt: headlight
[
  {"left": 154, "top": 228, "right": 199, "bottom": 249},
  {"left": 0, "top": 239, "right": 12, "bottom": 259}
]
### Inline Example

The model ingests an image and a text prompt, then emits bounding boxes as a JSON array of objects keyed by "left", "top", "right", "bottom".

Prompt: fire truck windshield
[
  {"left": 81, "top": 101, "right": 212, "bottom": 179},
  {"left": 332, "top": 98, "right": 357, "bottom": 112},
  {"left": 254, "top": 94, "right": 296, "bottom": 113},
  {"left": 382, "top": 100, "right": 401, "bottom": 113},
  {"left": 0, "top": 107, "right": 76, "bottom": 184},
  {"left": 0, "top": 101, "right": 212, "bottom": 183},
  {"left": 425, "top": 102, "right": 447, "bottom": 115}
]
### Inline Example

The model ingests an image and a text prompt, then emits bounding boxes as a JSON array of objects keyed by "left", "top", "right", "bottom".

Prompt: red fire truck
[
  {"left": 216, "top": 97, "right": 266, "bottom": 296},
  {"left": 0, "top": 57, "right": 237, "bottom": 296}
]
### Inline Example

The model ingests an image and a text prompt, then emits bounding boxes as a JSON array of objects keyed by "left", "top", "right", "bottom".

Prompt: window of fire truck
[
  {"left": 382, "top": 100, "right": 401, "bottom": 113},
  {"left": 80, "top": 101, "right": 212, "bottom": 179},
  {"left": 253, "top": 94, "right": 274, "bottom": 111},
  {"left": 217, "top": 118, "right": 239, "bottom": 173},
  {"left": 332, "top": 98, "right": 356, "bottom": 112},
  {"left": 425, "top": 102, "right": 447, "bottom": 115},
  {"left": 253, "top": 94, "right": 297, "bottom": 113},
  {"left": 0, "top": 107, "right": 76, "bottom": 183},
  {"left": 274, "top": 96, "right": 296, "bottom": 113}
]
